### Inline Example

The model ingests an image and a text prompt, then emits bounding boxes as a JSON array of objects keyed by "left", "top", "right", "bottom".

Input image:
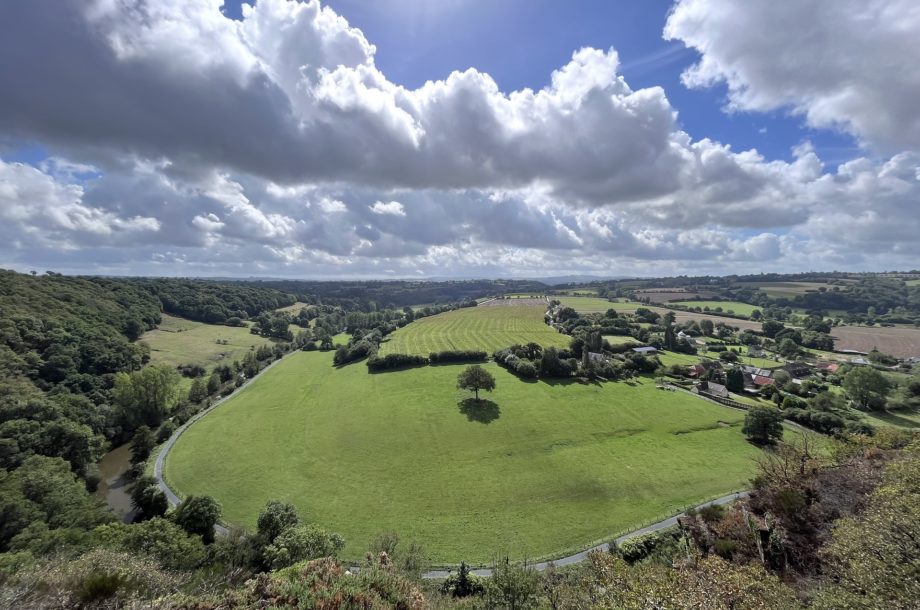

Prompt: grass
[
  {"left": 603, "top": 335, "right": 642, "bottom": 345},
  {"left": 165, "top": 352, "right": 766, "bottom": 564},
  {"left": 670, "top": 301, "right": 760, "bottom": 317},
  {"left": 906, "top": 279, "right": 920, "bottom": 287},
  {"left": 557, "top": 297, "right": 640, "bottom": 313},
  {"left": 378, "top": 305, "right": 569, "bottom": 356},
  {"left": 141, "top": 315, "right": 276, "bottom": 386}
]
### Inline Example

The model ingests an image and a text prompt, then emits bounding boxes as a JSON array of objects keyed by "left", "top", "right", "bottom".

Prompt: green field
[
  {"left": 905, "top": 279, "right": 920, "bottom": 287},
  {"left": 141, "top": 314, "right": 276, "bottom": 376},
  {"left": 670, "top": 301, "right": 759, "bottom": 317},
  {"left": 165, "top": 352, "right": 766, "bottom": 564},
  {"left": 378, "top": 305, "right": 569, "bottom": 356},
  {"left": 557, "top": 297, "right": 640, "bottom": 313},
  {"left": 603, "top": 335, "right": 642, "bottom": 345}
]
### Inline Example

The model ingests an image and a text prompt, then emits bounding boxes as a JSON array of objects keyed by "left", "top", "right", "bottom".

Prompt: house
[
  {"left": 816, "top": 362, "right": 840, "bottom": 374},
  {"left": 752, "top": 375, "right": 775, "bottom": 387},
  {"left": 587, "top": 351, "right": 607, "bottom": 364},
  {"left": 693, "top": 381, "right": 729, "bottom": 399},
  {"left": 741, "top": 365, "right": 772, "bottom": 378},
  {"left": 781, "top": 362, "right": 813, "bottom": 378},
  {"left": 688, "top": 360, "right": 723, "bottom": 378},
  {"left": 632, "top": 346, "right": 658, "bottom": 355}
]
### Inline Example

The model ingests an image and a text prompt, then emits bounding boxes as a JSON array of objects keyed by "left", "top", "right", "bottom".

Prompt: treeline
[
  {"left": 140, "top": 279, "right": 296, "bottom": 324},
  {"left": 234, "top": 278, "right": 544, "bottom": 310}
]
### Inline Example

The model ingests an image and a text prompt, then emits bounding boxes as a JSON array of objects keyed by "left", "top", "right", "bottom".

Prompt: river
[{"left": 94, "top": 443, "right": 136, "bottom": 522}]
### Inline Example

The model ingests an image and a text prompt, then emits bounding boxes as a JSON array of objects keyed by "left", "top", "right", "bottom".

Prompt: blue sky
[{"left": 0, "top": 0, "right": 917, "bottom": 278}]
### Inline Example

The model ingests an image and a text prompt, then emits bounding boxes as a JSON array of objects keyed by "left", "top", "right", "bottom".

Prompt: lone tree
[
  {"left": 843, "top": 366, "right": 891, "bottom": 410},
  {"left": 742, "top": 406, "right": 784, "bottom": 446},
  {"left": 173, "top": 495, "right": 222, "bottom": 544},
  {"left": 457, "top": 365, "right": 496, "bottom": 402}
]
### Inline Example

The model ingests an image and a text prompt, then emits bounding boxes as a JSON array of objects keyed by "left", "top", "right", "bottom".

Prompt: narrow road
[
  {"left": 153, "top": 350, "right": 298, "bottom": 534},
  {"left": 420, "top": 491, "right": 748, "bottom": 579}
]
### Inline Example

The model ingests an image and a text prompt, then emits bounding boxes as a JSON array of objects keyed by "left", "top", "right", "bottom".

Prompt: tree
[
  {"left": 263, "top": 523, "right": 345, "bottom": 569},
  {"left": 173, "top": 495, "right": 221, "bottom": 544},
  {"left": 843, "top": 367, "right": 891, "bottom": 409},
  {"left": 725, "top": 367, "right": 745, "bottom": 393},
  {"left": 130, "top": 475, "right": 168, "bottom": 520},
  {"left": 762, "top": 320, "right": 785, "bottom": 338},
  {"left": 130, "top": 425, "right": 155, "bottom": 465},
  {"left": 699, "top": 318, "right": 714, "bottom": 336},
  {"left": 113, "top": 365, "right": 180, "bottom": 429},
  {"left": 742, "top": 406, "right": 784, "bottom": 445},
  {"left": 257, "top": 500, "right": 300, "bottom": 544},
  {"left": 188, "top": 377, "right": 208, "bottom": 403},
  {"left": 206, "top": 371, "right": 221, "bottom": 395},
  {"left": 484, "top": 557, "right": 541, "bottom": 610},
  {"left": 457, "top": 365, "right": 496, "bottom": 401},
  {"left": 777, "top": 338, "right": 800, "bottom": 359}
]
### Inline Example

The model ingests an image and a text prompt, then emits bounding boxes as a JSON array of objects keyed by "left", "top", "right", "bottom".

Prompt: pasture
[
  {"left": 378, "top": 304, "right": 569, "bottom": 356},
  {"left": 906, "top": 279, "right": 920, "bottom": 287},
  {"left": 141, "top": 314, "right": 275, "bottom": 374},
  {"left": 831, "top": 325, "right": 920, "bottom": 359},
  {"left": 165, "top": 352, "right": 766, "bottom": 564},
  {"left": 670, "top": 301, "right": 760, "bottom": 317}
]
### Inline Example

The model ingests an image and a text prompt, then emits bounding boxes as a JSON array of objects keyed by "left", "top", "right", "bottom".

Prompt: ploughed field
[
  {"left": 377, "top": 304, "right": 570, "bottom": 356},
  {"left": 165, "top": 351, "right": 765, "bottom": 564},
  {"left": 831, "top": 325, "right": 920, "bottom": 359}
]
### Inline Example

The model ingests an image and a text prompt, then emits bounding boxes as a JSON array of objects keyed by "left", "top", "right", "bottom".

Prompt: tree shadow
[{"left": 458, "top": 398, "right": 500, "bottom": 424}]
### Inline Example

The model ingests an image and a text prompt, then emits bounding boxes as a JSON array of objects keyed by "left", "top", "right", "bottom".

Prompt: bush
[
  {"left": 612, "top": 528, "right": 681, "bottom": 564},
  {"left": 366, "top": 353, "right": 429, "bottom": 372},
  {"left": 177, "top": 363, "right": 206, "bottom": 378},
  {"left": 429, "top": 350, "right": 487, "bottom": 364}
]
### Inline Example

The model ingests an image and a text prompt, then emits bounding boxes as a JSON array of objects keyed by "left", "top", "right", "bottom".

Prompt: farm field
[
  {"left": 663, "top": 310, "right": 764, "bottom": 332},
  {"left": 734, "top": 281, "right": 830, "bottom": 298},
  {"left": 670, "top": 301, "right": 760, "bottom": 317},
  {"left": 831, "top": 325, "right": 920, "bottom": 359},
  {"left": 141, "top": 314, "right": 276, "bottom": 378},
  {"left": 636, "top": 290, "right": 717, "bottom": 302},
  {"left": 603, "top": 335, "right": 642, "bottom": 345},
  {"left": 557, "top": 296, "right": 640, "bottom": 313},
  {"left": 165, "top": 352, "right": 766, "bottom": 564},
  {"left": 378, "top": 304, "right": 569, "bottom": 356},
  {"left": 906, "top": 279, "right": 920, "bottom": 287},
  {"left": 276, "top": 302, "right": 311, "bottom": 315}
]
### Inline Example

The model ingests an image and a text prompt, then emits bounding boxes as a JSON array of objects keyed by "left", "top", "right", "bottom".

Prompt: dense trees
[{"left": 457, "top": 365, "right": 496, "bottom": 401}]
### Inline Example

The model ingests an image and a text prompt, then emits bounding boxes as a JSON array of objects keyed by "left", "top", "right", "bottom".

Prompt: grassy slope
[
  {"left": 166, "top": 352, "right": 764, "bottom": 564},
  {"left": 670, "top": 301, "right": 759, "bottom": 317},
  {"left": 141, "top": 315, "right": 276, "bottom": 385},
  {"left": 378, "top": 305, "right": 569, "bottom": 356}
]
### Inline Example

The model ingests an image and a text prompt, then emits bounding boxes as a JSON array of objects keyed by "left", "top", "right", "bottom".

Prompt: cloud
[
  {"left": 0, "top": 0, "right": 918, "bottom": 277},
  {"left": 369, "top": 201, "right": 405, "bottom": 216},
  {"left": 665, "top": 0, "right": 920, "bottom": 153}
]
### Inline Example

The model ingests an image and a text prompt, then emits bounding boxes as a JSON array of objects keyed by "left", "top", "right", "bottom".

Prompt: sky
[{"left": 0, "top": 0, "right": 918, "bottom": 279}]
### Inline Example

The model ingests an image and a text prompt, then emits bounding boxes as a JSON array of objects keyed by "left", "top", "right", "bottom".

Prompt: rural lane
[
  {"left": 419, "top": 491, "right": 748, "bottom": 579},
  {"left": 153, "top": 349, "right": 300, "bottom": 534},
  {"left": 153, "top": 350, "right": 750, "bottom": 578}
]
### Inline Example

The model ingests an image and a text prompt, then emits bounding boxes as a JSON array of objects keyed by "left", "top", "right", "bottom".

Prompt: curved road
[{"left": 154, "top": 352, "right": 750, "bottom": 577}]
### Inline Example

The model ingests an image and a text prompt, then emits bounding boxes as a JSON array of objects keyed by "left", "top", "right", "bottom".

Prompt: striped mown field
[{"left": 378, "top": 304, "right": 569, "bottom": 356}]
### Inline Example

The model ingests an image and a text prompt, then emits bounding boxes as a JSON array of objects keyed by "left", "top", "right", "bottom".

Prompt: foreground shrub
[
  {"left": 2, "top": 549, "right": 180, "bottom": 608},
  {"left": 264, "top": 524, "right": 345, "bottom": 570}
]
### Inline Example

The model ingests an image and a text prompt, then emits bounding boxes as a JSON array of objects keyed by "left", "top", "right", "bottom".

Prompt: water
[{"left": 94, "top": 443, "right": 136, "bottom": 522}]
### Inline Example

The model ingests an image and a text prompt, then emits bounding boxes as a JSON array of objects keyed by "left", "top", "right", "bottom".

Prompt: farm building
[
  {"left": 586, "top": 351, "right": 607, "bottom": 364},
  {"left": 693, "top": 381, "right": 729, "bottom": 399},
  {"left": 781, "top": 362, "right": 813, "bottom": 378},
  {"left": 632, "top": 346, "right": 658, "bottom": 354},
  {"left": 688, "top": 360, "right": 722, "bottom": 378}
]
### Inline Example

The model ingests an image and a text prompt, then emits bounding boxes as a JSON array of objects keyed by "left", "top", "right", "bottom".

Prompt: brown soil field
[
  {"left": 831, "top": 325, "right": 920, "bottom": 359},
  {"left": 637, "top": 290, "right": 718, "bottom": 302}
]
